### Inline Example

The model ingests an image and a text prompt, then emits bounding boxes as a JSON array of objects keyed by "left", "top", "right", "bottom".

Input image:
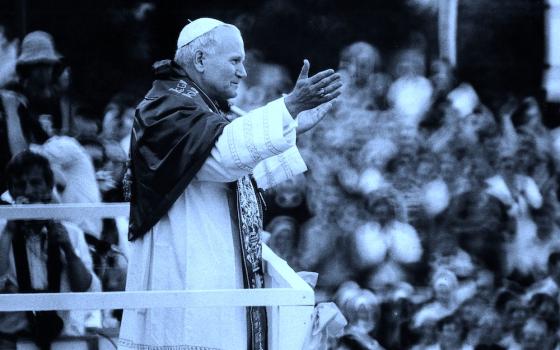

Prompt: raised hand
[
  {"left": 296, "top": 101, "right": 334, "bottom": 135},
  {"left": 284, "top": 59, "right": 342, "bottom": 118}
]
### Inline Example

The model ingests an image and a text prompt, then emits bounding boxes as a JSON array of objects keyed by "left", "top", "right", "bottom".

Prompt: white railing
[{"left": 0, "top": 203, "right": 315, "bottom": 350}]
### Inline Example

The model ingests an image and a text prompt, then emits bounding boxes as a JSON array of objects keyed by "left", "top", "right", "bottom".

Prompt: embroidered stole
[{"left": 235, "top": 176, "right": 268, "bottom": 350}]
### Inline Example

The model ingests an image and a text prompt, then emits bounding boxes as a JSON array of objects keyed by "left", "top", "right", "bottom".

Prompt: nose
[{"left": 237, "top": 63, "right": 247, "bottom": 79}]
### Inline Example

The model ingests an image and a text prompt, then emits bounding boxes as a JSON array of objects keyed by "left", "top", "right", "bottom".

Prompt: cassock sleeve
[{"left": 195, "top": 98, "right": 307, "bottom": 187}]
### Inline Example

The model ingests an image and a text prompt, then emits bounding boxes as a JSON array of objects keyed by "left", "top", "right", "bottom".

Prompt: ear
[{"left": 193, "top": 50, "right": 205, "bottom": 73}]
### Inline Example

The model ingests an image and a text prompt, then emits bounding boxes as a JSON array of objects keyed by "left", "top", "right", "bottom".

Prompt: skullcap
[{"left": 177, "top": 18, "right": 226, "bottom": 49}]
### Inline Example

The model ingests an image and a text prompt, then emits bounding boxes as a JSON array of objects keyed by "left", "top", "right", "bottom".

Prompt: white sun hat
[{"left": 177, "top": 18, "right": 226, "bottom": 49}]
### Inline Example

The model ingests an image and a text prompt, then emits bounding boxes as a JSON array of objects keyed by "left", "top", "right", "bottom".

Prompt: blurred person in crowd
[
  {"left": 430, "top": 232, "right": 475, "bottom": 281},
  {"left": 466, "top": 310, "right": 503, "bottom": 348},
  {"left": 297, "top": 215, "right": 355, "bottom": 298},
  {"left": 495, "top": 291, "right": 528, "bottom": 349},
  {"left": 0, "top": 150, "right": 100, "bottom": 349},
  {"left": 428, "top": 58, "right": 456, "bottom": 102},
  {"left": 386, "top": 73, "right": 433, "bottom": 131},
  {"left": 0, "top": 39, "right": 56, "bottom": 192},
  {"left": 446, "top": 190, "right": 508, "bottom": 281},
  {"left": 337, "top": 41, "right": 386, "bottom": 111},
  {"left": 335, "top": 196, "right": 370, "bottom": 235},
  {"left": 78, "top": 135, "right": 114, "bottom": 193},
  {"left": 70, "top": 113, "right": 99, "bottom": 139},
  {"left": 8, "top": 31, "right": 72, "bottom": 136},
  {"left": 101, "top": 92, "right": 137, "bottom": 154},
  {"left": 335, "top": 280, "right": 362, "bottom": 315},
  {"left": 353, "top": 188, "right": 422, "bottom": 291},
  {"left": 436, "top": 151, "right": 463, "bottom": 194},
  {"left": 425, "top": 83, "right": 481, "bottom": 156},
  {"left": 391, "top": 48, "right": 426, "bottom": 79},
  {"left": 511, "top": 97, "right": 549, "bottom": 143},
  {"left": 341, "top": 289, "right": 385, "bottom": 350},
  {"left": 75, "top": 135, "right": 130, "bottom": 291},
  {"left": 0, "top": 88, "right": 48, "bottom": 192},
  {"left": 412, "top": 268, "right": 461, "bottom": 341},
  {"left": 427, "top": 314, "right": 472, "bottom": 350},
  {"left": 485, "top": 140, "right": 547, "bottom": 282},
  {"left": 385, "top": 138, "right": 419, "bottom": 193},
  {"left": 474, "top": 269, "right": 497, "bottom": 303},
  {"left": 458, "top": 297, "right": 489, "bottom": 345},
  {"left": 264, "top": 215, "right": 298, "bottom": 267},
  {"left": 120, "top": 18, "right": 341, "bottom": 350},
  {"left": 263, "top": 173, "right": 311, "bottom": 226},
  {"left": 463, "top": 152, "right": 494, "bottom": 192},
  {"left": 411, "top": 317, "right": 439, "bottom": 350},
  {"left": 56, "top": 65, "right": 88, "bottom": 136},
  {"left": 516, "top": 316, "right": 557, "bottom": 350},
  {"left": 514, "top": 132, "right": 557, "bottom": 200},
  {"left": 377, "top": 286, "right": 416, "bottom": 350},
  {"left": 99, "top": 140, "right": 127, "bottom": 202},
  {"left": 413, "top": 150, "right": 449, "bottom": 236},
  {"left": 528, "top": 293, "right": 560, "bottom": 331},
  {"left": 356, "top": 137, "right": 398, "bottom": 175},
  {"left": 0, "top": 26, "right": 18, "bottom": 87},
  {"left": 35, "top": 135, "right": 103, "bottom": 239},
  {"left": 525, "top": 251, "right": 560, "bottom": 300}
]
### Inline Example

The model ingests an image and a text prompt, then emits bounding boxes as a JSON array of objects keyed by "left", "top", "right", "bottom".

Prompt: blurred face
[
  {"left": 434, "top": 283, "right": 453, "bottom": 304},
  {"left": 9, "top": 165, "right": 52, "bottom": 204},
  {"left": 504, "top": 300, "right": 528, "bottom": 330},
  {"left": 534, "top": 298, "right": 558, "bottom": 320},
  {"left": 394, "top": 50, "right": 425, "bottom": 78},
  {"left": 201, "top": 27, "right": 247, "bottom": 100},
  {"left": 460, "top": 300, "right": 485, "bottom": 327},
  {"left": 417, "top": 158, "right": 438, "bottom": 180},
  {"left": 26, "top": 63, "right": 55, "bottom": 87},
  {"left": 498, "top": 155, "right": 516, "bottom": 175},
  {"left": 460, "top": 116, "right": 480, "bottom": 143},
  {"left": 368, "top": 199, "right": 394, "bottom": 225},
  {"left": 340, "top": 52, "right": 375, "bottom": 88},
  {"left": 350, "top": 304, "right": 377, "bottom": 333},
  {"left": 520, "top": 319, "right": 548, "bottom": 350},
  {"left": 274, "top": 189, "right": 303, "bottom": 208},
  {"left": 104, "top": 108, "right": 135, "bottom": 141},
  {"left": 270, "top": 225, "right": 296, "bottom": 258},
  {"left": 22, "top": 63, "right": 58, "bottom": 103},
  {"left": 336, "top": 206, "right": 360, "bottom": 233},
  {"left": 438, "top": 322, "right": 462, "bottom": 348}
]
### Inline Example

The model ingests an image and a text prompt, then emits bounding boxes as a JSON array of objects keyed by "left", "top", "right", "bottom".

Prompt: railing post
[
  {"left": 438, "top": 0, "right": 459, "bottom": 66},
  {"left": 277, "top": 305, "right": 314, "bottom": 350},
  {"left": 545, "top": 0, "right": 560, "bottom": 101}
]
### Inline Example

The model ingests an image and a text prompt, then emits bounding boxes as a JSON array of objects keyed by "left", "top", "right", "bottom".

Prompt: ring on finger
[{"left": 319, "top": 88, "right": 325, "bottom": 96}]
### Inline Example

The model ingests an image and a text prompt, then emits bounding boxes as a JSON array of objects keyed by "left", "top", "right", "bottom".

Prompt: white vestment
[{"left": 118, "top": 98, "right": 307, "bottom": 350}]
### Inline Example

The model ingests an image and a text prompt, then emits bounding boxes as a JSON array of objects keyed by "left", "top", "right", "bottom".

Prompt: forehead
[{"left": 213, "top": 27, "right": 244, "bottom": 56}]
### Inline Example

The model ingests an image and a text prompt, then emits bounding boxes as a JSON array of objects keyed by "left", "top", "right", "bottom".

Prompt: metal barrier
[{"left": 0, "top": 203, "right": 314, "bottom": 350}]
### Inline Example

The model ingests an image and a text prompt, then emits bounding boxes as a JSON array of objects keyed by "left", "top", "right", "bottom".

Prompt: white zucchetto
[{"left": 177, "top": 18, "right": 226, "bottom": 49}]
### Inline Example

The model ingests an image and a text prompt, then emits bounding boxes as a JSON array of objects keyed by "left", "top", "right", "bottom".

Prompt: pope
[{"left": 118, "top": 18, "right": 342, "bottom": 350}]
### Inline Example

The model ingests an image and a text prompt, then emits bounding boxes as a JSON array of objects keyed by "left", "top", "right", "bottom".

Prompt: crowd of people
[
  {"left": 0, "top": 29, "right": 130, "bottom": 348},
  {"left": 1, "top": 26, "right": 560, "bottom": 350},
  {"left": 257, "top": 41, "right": 560, "bottom": 349}
]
